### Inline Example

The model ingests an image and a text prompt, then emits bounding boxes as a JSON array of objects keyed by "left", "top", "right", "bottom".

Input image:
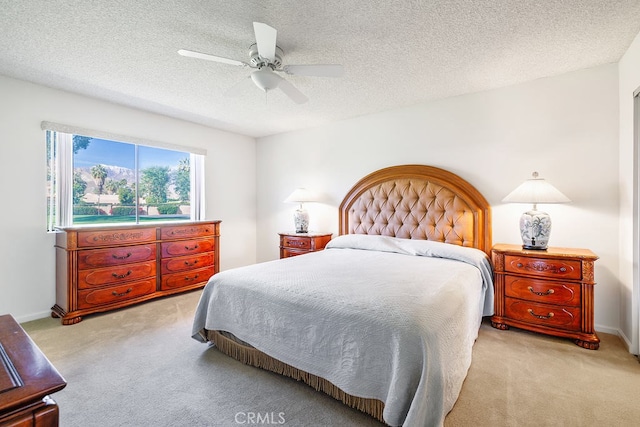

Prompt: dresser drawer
[
  {"left": 160, "top": 224, "right": 215, "bottom": 240},
  {"left": 76, "top": 228, "right": 156, "bottom": 248},
  {"left": 160, "top": 266, "right": 215, "bottom": 290},
  {"left": 160, "top": 238, "right": 215, "bottom": 258},
  {"left": 504, "top": 255, "right": 582, "bottom": 280},
  {"left": 505, "top": 276, "right": 581, "bottom": 307},
  {"left": 77, "top": 244, "right": 156, "bottom": 269},
  {"left": 78, "top": 261, "right": 157, "bottom": 289},
  {"left": 161, "top": 253, "right": 214, "bottom": 274},
  {"left": 504, "top": 298, "right": 581, "bottom": 331},
  {"left": 282, "top": 236, "right": 311, "bottom": 250},
  {"left": 77, "top": 279, "right": 156, "bottom": 309}
]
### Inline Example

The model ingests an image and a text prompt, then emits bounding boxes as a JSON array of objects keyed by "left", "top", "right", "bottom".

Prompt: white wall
[
  {"left": 257, "top": 64, "right": 621, "bottom": 334},
  {"left": 0, "top": 75, "right": 257, "bottom": 322},
  {"left": 618, "top": 31, "right": 640, "bottom": 353}
]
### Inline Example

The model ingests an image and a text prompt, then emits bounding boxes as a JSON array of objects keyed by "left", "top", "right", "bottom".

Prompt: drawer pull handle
[
  {"left": 527, "top": 286, "right": 554, "bottom": 296},
  {"left": 112, "top": 288, "right": 132, "bottom": 297},
  {"left": 112, "top": 252, "right": 132, "bottom": 260},
  {"left": 559, "top": 267, "right": 567, "bottom": 272},
  {"left": 527, "top": 308, "right": 554, "bottom": 319},
  {"left": 185, "top": 244, "right": 199, "bottom": 251},
  {"left": 185, "top": 260, "right": 198, "bottom": 266},
  {"left": 112, "top": 270, "right": 132, "bottom": 279},
  {"left": 184, "top": 274, "right": 200, "bottom": 282},
  {"left": 517, "top": 263, "right": 523, "bottom": 268}
]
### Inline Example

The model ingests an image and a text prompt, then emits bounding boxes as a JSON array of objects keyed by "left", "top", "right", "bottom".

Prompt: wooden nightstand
[
  {"left": 279, "top": 232, "right": 332, "bottom": 258},
  {"left": 491, "top": 244, "right": 600, "bottom": 349}
]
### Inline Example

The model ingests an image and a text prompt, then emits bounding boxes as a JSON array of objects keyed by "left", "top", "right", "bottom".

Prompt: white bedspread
[{"left": 192, "top": 235, "right": 493, "bottom": 426}]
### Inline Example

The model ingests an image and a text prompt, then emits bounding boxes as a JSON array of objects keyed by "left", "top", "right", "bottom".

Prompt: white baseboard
[
  {"left": 596, "top": 323, "right": 636, "bottom": 354},
  {"left": 595, "top": 324, "right": 619, "bottom": 335},
  {"left": 617, "top": 328, "right": 635, "bottom": 354},
  {"left": 13, "top": 310, "right": 53, "bottom": 324}
]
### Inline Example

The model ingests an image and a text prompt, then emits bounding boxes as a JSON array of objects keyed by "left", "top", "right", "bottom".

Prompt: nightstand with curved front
[{"left": 491, "top": 244, "right": 599, "bottom": 349}]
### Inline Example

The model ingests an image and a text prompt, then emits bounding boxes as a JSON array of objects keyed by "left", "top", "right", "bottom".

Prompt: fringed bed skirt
[{"left": 207, "top": 329, "right": 386, "bottom": 424}]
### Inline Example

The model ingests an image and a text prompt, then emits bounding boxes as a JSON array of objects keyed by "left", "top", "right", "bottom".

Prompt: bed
[{"left": 191, "top": 164, "right": 493, "bottom": 426}]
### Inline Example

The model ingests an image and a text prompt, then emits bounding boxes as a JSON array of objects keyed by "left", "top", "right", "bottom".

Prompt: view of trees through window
[{"left": 48, "top": 133, "right": 192, "bottom": 227}]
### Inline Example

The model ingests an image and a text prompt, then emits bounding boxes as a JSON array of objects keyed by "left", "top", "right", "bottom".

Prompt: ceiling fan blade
[
  {"left": 178, "top": 49, "right": 248, "bottom": 67},
  {"left": 224, "top": 76, "right": 254, "bottom": 97},
  {"left": 278, "top": 79, "right": 309, "bottom": 104},
  {"left": 253, "top": 22, "right": 277, "bottom": 61},
  {"left": 283, "top": 64, "right": 344, "bottom": 78}
]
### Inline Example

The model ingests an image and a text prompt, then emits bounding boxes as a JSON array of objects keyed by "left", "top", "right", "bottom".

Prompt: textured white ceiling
[{"left": 1, "top": 1, "right": 639, "bottom": 138}]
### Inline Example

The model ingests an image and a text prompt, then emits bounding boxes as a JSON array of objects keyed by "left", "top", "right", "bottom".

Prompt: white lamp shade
[
  {"left": 283, "top": 188, "right": 318, "bottom": 203},
  {"left": 502, "top": 172, "right": 570, "bottom": 204}
]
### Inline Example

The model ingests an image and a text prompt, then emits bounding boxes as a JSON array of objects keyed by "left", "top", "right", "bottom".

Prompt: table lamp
[
  {"left": 283, "top": 188, "right": 317, "bottom": 233},
  {"left": 502, "top": 172, "right": 570, "bottom": 250}
]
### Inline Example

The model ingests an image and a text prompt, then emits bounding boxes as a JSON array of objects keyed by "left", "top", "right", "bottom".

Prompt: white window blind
[{"left": 41, "top": 121, "right": 207, "bottom": 155}]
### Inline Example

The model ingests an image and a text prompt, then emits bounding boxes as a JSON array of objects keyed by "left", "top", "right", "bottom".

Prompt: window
[{"left": 46, "top": 125, "right": 205, "bottom": 231}]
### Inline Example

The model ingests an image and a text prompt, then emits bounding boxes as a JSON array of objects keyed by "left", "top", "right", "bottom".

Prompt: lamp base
[
  {"left": 293, "top": 208, "right": 309, "bottom": 234},
  {"left": 519, "top": 209, "right": 552, "bottom": 250},
  {"left": 522, "top": 245, "right": 548, "bottom": 251}
]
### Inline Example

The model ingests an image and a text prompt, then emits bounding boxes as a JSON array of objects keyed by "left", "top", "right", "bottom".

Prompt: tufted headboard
[{"left": 339, "top": 165, "right": 492, "bottom": 255}]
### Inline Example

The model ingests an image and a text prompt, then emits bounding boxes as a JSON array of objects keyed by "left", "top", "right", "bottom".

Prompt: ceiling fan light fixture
[{"left": 251, "top": 68, "right": 281, "bottom": 92}]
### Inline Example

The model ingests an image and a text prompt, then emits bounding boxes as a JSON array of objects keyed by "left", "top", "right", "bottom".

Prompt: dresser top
[{"left": 57, "top": 219, "right": 221, "bottom": 232}]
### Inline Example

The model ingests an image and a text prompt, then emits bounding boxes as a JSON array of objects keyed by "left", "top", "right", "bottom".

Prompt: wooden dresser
[
  {"left": 0, "top": 315, "right": 66, "bottom": 426},
  {"left": 279, "top": 232, "right": 332, "bottom": 258},
  {"left": 491, "top": 243, "right": 599, "bottom": 349},
  {"left": 53, "top": 221, "right": 220, "bottom": 325}
]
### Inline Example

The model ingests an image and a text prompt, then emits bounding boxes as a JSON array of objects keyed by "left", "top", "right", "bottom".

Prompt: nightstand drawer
[
  {"left": 505, "top": 298, "right": 581, "bottom": 331},
  {"left": 279, "top": 232, "right": 332, "bottom": 259},
  {"left": 281, "top": 248, "right": 306, "bottom": 258},
  {"left": 282, "top": 236, "right": 311, "bottom": 249},
  {"left": 504, "top": 255, "right": 582, "bottom": 280},
  {"left": 505, "top": 276, "right": 581, "bottom": 306}
]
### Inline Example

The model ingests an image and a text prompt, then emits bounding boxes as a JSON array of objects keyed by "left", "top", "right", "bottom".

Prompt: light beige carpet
[{"left": 21, "top": 291, "right": 640, "bottom": 426}]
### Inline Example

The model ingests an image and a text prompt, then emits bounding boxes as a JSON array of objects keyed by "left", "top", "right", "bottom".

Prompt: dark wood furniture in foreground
[
  {"left": 53, "top": 221, "right": 220, "bottom": 325},
  {"left": 491, "top": 244, "right": 599, "bottom": 349},
  {"left": 0, "top": 315, "right": 66, "bottom": 426},
  {"left": 279, "top": 232, "right": 332, "bottom": 258}
]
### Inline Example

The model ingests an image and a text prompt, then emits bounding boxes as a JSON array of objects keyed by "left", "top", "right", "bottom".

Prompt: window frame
[{"left": 44, "top": 122, "right": 206, "bottom": 231}]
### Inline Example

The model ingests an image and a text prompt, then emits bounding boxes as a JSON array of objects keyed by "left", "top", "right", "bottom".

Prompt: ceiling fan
[{"left": 178, "top": 22, "right": 344, "bottom": 104}]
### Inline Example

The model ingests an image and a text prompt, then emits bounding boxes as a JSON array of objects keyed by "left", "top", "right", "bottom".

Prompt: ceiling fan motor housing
[{"left": 249, "top": 43, "right": 283, "bottom": 69}]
